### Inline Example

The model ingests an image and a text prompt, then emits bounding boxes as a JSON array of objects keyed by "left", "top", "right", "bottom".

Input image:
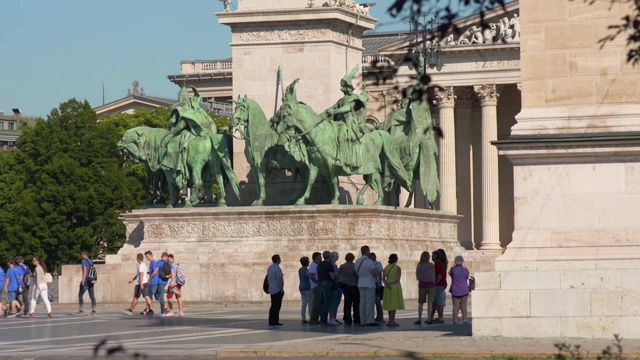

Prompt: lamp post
[{"left": 403, "top": 13, "right": 443, "bottom": 72}]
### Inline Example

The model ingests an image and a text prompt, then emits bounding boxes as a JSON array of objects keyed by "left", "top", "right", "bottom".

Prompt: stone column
[
  {"left": 435, "top": 86, "right": 457, "bottom": 213},
  {"left": 454, "top": 88, "right": 474, "bottom": 249},
  {"left": 474, "top": 84, "right": 501, "bottom": 250}
]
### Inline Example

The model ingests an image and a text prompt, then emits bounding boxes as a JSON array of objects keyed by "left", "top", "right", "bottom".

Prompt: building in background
[{"left": 0, "top": 111, "right": 37, "bottom": 151}]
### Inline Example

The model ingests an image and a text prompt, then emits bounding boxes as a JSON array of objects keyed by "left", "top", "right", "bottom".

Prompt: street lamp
[{"left": 403, "top": 13, "right": 444, "bottom": 72}]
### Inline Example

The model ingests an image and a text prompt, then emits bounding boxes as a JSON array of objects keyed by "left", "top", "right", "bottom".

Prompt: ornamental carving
[
  {"left": 434, "top": 86, "right": 456, "bottom": 107},
  {"left": 432, "top": 13, "right": 520, "bottom": 48},
  {"left": 369, "top": 89, "right": 402, "bottom": 102},
  {"left": 473, "top": 84, "right": 501, "bottom": 106},
  {"left": 233, "top": 25, "right": 360, "bottom": 47}
]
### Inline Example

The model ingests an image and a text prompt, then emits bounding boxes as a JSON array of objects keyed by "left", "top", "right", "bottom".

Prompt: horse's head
[
  {"left": 118, "top": 127, "right": 149, "bottom": 163},
  {"left": 231, "top": 95, "right": 250, "bottom": 129}
]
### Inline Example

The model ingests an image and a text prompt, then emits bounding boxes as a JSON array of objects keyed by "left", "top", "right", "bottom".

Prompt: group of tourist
[
  {"left": 1, "top": 256, "right": 52, "bottom": 319},
  {"left": 268, "top": 245, "right": 472, "bottom": 327}
]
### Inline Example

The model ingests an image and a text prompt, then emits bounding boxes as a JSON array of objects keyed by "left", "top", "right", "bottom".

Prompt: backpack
[
  {"left": 22, "top": 265, "right": 34, "bottom": 288},
  {"left": 262, "top": 274, "right": 269, "bottom": 294},
  {"left": 88, "top": 265, "right": 98, "bottom": 284},
  {"left": 468, "top": 276, "right": 476, "bottom": 292},
  {"left": 159, "top": 261, "right": 172, "bottom": 281},
  {"left": 175, "top": 264, "right": 186, "bottom": 285}
]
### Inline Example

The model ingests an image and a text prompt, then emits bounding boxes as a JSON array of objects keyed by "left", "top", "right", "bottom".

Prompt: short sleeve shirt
[
  {"left": 137, "top": 263, "right": 149, "bottom": 285},
  {"left": 6, "top": 267, "right": 19, "bottom": 292},
  {"left": 317, "top": 261, "right": 334, "bottom": 282},
  {"left": 267, "top": 263, "right": 283, "bottom": 294},
  {"left": 308, "top": 262, "right": 318, "bottom": 290},
  {"left": 81, "top": 258, "right": 93, "bottom": 283},
  {"left": 148, "top": 260, "right": 159, "bottom": 285},
  {"left": 298, "top": 267, "right": 311, "bottom": 292},
  {"left": 157, "top": 260, "right": 174, "bottom": 285},
  {"left": 355, "top": 256, "right": 375, "bottom": 288},
  {"left": 13, "top": 265, "right": 24, "bottom": 287},
  {"left": 0, "top": 267, "right": 5, "bottom": 286}
]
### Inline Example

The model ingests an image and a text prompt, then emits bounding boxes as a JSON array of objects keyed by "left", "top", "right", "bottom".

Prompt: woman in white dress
[{"left": 29, "top": 256, "right": 52, "bottom": 319}]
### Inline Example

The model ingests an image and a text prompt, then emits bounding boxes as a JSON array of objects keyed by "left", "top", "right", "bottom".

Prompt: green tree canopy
[{"left": 0, "top": 101, "right": 178, "bottom": 271}]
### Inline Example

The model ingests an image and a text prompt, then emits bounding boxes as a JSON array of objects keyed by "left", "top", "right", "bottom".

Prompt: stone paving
[{"left": 1, "top": 302, "right": 639, "bottom": 359}]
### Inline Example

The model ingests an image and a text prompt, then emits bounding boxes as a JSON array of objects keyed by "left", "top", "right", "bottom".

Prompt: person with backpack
[
  {"left": 148, "top": 251, "right": 172, "bottom": 316},
  {"left": 166, "top": 254, "right": 184, "bottom": 316},
  {"left": 17, "top": 256, "right": 33, "bottom": 317},
  {"left": 267, "top": 254, "right": 284, "bottom": 326},
  {"left": 77, "top": 250, "right": 97, "bottom": 316}
]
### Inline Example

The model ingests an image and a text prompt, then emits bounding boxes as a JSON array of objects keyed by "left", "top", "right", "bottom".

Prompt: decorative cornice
[{"left": 474, "top": 84, "right": 501, "bottom": 106}]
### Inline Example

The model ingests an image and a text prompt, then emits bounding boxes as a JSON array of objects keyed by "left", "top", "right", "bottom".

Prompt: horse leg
[
  {"left": 357, "top": 175, "right": 370, "bottom": 205},
  {"left": 212, "top": 158, "right": 227, "bottom": 206},
  {"left": 371, "top": 172, "right": 384, "bottom": 205},
  {"left": 329, "top": 170, "right": 340, "bottom": 205},
  {"left": 165, "top": 171, "right": 178, "bottom": 208},
  {"left": 295, "top": 163, "right": 318, "bottom": 205},
  {"left": 252, "top": 161, "right": 267, "bottom": 206}
]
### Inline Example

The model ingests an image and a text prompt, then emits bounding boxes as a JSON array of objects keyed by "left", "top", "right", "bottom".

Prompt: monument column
[
  {"left": 436, "top": 86, "right": 457, "bottom": 213},
  {"left": 474, "top": 84, "right": 501, "bottom": 250},
  {"left": 454, "top": 88, "right": 474, "bottom": 249}
]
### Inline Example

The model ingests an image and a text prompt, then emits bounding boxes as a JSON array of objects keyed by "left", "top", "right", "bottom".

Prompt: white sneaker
[
  {"left": 164, "top": 311, "right": 174, "bottom": 317},
  {"left": 327, "top": 319, "right": 340, "bottom": 326},
  {"left": 177, "top": 311, "right": 184, "bottom": 317}
]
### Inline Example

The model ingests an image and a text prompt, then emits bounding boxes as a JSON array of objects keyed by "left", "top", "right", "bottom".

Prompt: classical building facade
[{"left": 166, "top": 0, "right": 522, "bottom": 251}]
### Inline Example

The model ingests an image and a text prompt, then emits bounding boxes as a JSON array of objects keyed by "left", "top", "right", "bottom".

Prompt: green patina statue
[
  {"left": 380, "top": 55, "right": 441, "bottom": 208},
  {"left": 118, "top": 86, "right": 239, "bottom": 207},
  {"left": 274, "top": 76, "right": 413, "bottom": 205}
]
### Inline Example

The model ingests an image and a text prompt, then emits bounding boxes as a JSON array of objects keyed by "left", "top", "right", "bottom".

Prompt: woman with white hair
[{"left": 448, "top": 255, "right": 470, "bottom": 324}]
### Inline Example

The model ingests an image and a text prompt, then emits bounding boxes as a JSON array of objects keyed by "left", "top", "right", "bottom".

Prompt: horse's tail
[{"left": 378, "top": 131, "right": 412, "bottom": 192}]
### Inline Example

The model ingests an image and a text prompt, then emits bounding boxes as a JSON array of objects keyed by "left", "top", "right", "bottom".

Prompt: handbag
[
  {"left": 44, "top": 273, "right": 53, "bottom": 284},
  {"left": 468, "top": 276, "right": 476, "bottom": 292}
]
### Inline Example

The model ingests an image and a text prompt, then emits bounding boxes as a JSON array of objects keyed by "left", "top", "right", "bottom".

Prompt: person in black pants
[{"left": 267, "top": 254, "right": 284, "bottom": 326}]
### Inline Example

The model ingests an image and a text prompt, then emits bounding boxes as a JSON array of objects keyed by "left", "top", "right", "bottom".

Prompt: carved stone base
[{"left": 59, "top": 206, "right": 469, "bottom": 303}]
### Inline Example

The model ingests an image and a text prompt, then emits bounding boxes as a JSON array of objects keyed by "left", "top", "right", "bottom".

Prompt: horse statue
[
  {"left": 379, "top": 64, "right": 441, "bottom": 208},
  {"left": 276, "top": 79, "right": 413, "bottom": 205},
  {"left": 118, "top": 126, "right": 238, "bottom": 207},
  {"left": 231, "top": 94, "right": 314, "bottom": 205},
  {"left": 117, "top": 126, "right": 168, "bottom": 206}
]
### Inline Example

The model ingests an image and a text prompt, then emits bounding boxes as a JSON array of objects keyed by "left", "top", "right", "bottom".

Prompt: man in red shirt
[{"left": 429, "top": 251, "right": 447, "bottom": 324}]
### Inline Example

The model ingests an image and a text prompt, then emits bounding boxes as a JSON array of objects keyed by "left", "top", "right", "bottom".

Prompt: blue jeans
[
  {"left": 78, "top": 284, "right": 96, "bottom": 308},
  {"left": 318, "top": 281, "right": 333, "bottom": 323},
  {"left": 150, "top": 284, "right": 165, "bottom": 313}
]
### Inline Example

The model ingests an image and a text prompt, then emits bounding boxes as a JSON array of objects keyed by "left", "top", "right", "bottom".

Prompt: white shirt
[
  {"left": 137, "top": 263, "right": 149, "bottom": 285},
  {"left": 355, "top": 255, "right": 376, "bottom": 288},
  {"left": 308, "top": 262, "right": 319, "bottom": 290}
]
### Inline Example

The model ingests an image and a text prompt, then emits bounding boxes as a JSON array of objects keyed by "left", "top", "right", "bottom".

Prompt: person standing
[
  {"left": 267, "top": 254, "right": 284, "bottom": 326},
  {"left": 329, "top": 251, "right": 342, "bottom": 325},
  {"left": 77, "top": 250, "right": 97, "bottom": 315},
  {"left": 449, "top": 256, "right": 470, "bottom": 324},
  {"left": 382, "top": 254, "right": 404, "bottom": 326},
  {"left": 0, "top": 265, "right": 6, "bottom": 318},
  {"left": 16, "top": 256, "right": 31, "bottom": 316},
  {"left": 369, "top": 252, "right": 384, "bottom": 324},
  {"left": 355, "top": 246, "right": 378, "bottom": 326},
  {"left": 156, "top": 252, "right": 175, "bottom": 316},
  {"left": 123, "top": 253, "right": 151, "bottom": 316},
  {"left": 166, "top": 254, "right": 184, "bottom": 316},
  {"left": 298, "top": 256, "right": 313, "bottom": 324},
  {"left": 338, "top": 252, "right": 360, "bottom": 325},
  {"left": 415, "top": 251, "right": 435, "bottom": 324},
  {"left": 144, "top": 251, "right": 158, "bottom": 315},
  {"left": 29, "top": 256, "right": 52, "bottom": 319},
  {"left": 307, "top": 252, "right": 322, "bottom": 325},
  {"left": 4, "top": 258, "right": 21, "bottom": 317},
  {"left": 317, "top": 251, "right": 337, "bottom": 325},
  {"left": 430, "top": 251, "right": 447, "bottom": 323}
]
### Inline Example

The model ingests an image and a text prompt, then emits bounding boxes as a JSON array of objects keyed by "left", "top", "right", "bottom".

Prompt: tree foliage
[{"left": 0, "top": 101, "right": 174, "bottom": 271}]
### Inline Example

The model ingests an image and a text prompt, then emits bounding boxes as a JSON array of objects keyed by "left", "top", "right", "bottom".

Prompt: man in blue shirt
[
  {"left": 317, "top": 251, "right": 337, "bottom": 325},
  {"left": 77, "top": 250, "right": 97, "bottom": 315},
  {"left": 144, "top": 251, "right": 158, "bottom": 315},
  {"left": 16, "top": 256, "right": 31, "bottom": 316},
  {"left": 147, "top": 251, "right": 172, "bottom": 316},
  {"left": 154, "top": 252, "right": 174, "bottom": 316},
  {"left": 0, "top": 265, "right": 6, "bottom": 317},
  {"left": 3, "top": 258, "right": 22, "bottom": 317}
]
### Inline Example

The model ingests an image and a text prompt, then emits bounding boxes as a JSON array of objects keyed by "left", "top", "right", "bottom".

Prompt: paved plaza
[{"left": 1, "top": 302, "right": 639, "bottom": 359}]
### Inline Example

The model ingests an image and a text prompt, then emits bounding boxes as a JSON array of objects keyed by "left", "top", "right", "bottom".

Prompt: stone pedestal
[{"left": 59, "top": 206, "right": 466, "bottom": 303}]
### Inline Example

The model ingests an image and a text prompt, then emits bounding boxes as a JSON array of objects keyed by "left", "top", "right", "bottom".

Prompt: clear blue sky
[{"left": 0, "top": 0, "right": 411, "bottom": 118}]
